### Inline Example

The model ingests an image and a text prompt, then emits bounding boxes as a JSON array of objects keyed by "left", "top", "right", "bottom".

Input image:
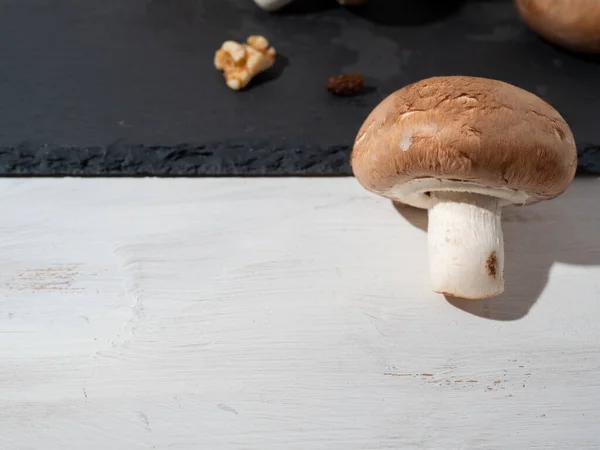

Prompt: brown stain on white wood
[
  {"left": 6, "top": 265, "right": 81, "bottom": 292},
  {"left": 384, "top": 370, "right": 530, "bottom": 394}
]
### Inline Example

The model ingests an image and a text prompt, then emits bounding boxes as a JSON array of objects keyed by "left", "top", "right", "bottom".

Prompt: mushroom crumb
[
  {"left": 214, "top": 36, "right": 276, "bottom": 90},
  {"left": 327, "top": 74, "right": 365, "bottom": 97},
  {"left": 486, "top": 251, "right": 498, "bottom": 278}
]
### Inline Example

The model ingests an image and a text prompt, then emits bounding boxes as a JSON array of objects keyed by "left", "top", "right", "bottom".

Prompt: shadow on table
[
  {"left": 393, "top": 177, "right": 600, "bottom": 321},
  {"left": 277, "top": 0, "right": 339, "bottom": 15},
  {"left": 276, "top": 0, "right": 465, "bottom": 25},
  {"left": 252, "top": 54, "right": 290, "bottom": 88},
  {"left": 348, "top": 0, "right": 466, "bottom": 27},
  {"left": 544, "top": 41, "right": 600, "bottom": 66}
]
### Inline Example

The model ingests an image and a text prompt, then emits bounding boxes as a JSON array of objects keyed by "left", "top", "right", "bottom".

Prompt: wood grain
[{"left": 0, "top": 178, "right": 599, "bottom": 449}]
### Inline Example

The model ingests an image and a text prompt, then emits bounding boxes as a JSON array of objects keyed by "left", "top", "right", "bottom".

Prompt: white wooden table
[{"left": 1, "top": 177, "right": 599, "bottom": 449}]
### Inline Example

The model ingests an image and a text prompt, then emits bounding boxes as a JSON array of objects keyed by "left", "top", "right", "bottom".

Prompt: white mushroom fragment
[
  {"left": 253, "top": 0, "right": 295, "bottom": 12},
  {"left": 515, "top": 0, "right": 600, "bottom": 54},
  {"left": 254, "top": 0, "right": 368, "bottom": 12},
  {"left": 351, "top": 76, "right": 577, "bottom": 299}
]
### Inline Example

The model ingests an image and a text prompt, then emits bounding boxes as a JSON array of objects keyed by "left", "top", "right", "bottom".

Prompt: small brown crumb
[
  {"left": 422, "top": 373, "right": 434, "bottom": 377},
  {"left": 486, "top": 251, "right": 498, "bottom": 278},
  {"left": 327, "top": 73, "right": 365, "bottom": 97},
  {"left": 494, "top": 380, "right": 502, "bottom": 385}
]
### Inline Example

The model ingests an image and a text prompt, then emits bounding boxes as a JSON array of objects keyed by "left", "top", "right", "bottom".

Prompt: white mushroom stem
[{"left": 427, "top": 191, "right": 504, "bottom": 299}]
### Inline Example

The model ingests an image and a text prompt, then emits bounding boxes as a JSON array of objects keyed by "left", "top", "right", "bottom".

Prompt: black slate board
[{"left": 1, "top": 0, "right": 599, "bottom": 176}]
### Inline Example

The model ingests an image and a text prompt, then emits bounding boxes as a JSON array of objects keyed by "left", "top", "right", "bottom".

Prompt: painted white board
[{"left": 0, "top": 177, "right": 599, "bottom": 449}]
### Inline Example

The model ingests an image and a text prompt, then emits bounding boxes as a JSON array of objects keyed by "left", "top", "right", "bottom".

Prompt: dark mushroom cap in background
[
  {"left": 351, "top": 76, "right": 577, "bottom": 205},
  {"left": 515, "top": 0, "right": 600, "bottom": 54}
]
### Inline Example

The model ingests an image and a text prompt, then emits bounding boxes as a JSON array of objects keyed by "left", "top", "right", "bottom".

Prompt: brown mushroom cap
[
  {"left": 515, "top": 0, "right": 600, "bottom": 54},
  {"left": 351, "top": 76, "right": 577, "bottom": 206}
]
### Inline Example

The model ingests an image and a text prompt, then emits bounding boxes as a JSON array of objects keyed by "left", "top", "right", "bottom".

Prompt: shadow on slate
[{"left": 0, "top": 0, "right": 599, "bottom": 176}]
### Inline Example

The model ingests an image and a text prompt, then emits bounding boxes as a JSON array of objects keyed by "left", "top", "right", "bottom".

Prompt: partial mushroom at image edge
[
  {"left": 515, "top": 0, "right": 600, "bottom": 54},
  {"left": 351, "top": 75, "right": 578, "bottom": 300}
]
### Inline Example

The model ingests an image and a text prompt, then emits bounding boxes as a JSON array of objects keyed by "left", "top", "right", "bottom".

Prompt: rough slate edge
[
  {"left": 0, "top": 141, "right": 351, "bottom": 177},
  {"left": 0, "top": 142, "right": 598, "bottom": 177}
]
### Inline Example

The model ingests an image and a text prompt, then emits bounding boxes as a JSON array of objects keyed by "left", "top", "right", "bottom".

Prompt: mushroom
[
  {"left": 515, "top": 0, "right": 600, "bottom": 54},
  {"left": 254, "top": 0, "right": 368, "bottom": 12},
  {"left": 253, "top": 0, "right": 295, "bottom": 12},
  {"left": 351, "top": 76, "right": 577, "bottom": 299}
]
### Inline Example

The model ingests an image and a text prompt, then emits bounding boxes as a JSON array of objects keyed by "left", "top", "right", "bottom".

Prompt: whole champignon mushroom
[
  {"left": 351, "top": 76, "right": 577, "bottom": 299},
  {"left": 515, "top": 0, "right": 600, "bottom": 53}
]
